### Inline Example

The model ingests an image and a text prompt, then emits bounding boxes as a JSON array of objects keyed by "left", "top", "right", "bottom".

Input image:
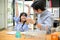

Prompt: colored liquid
[
  {"left": 16, "top": 31, "right": 21, "bottom": 38},
  {"left": 51, "top": 33, "right": 58, "bottom": 40}
]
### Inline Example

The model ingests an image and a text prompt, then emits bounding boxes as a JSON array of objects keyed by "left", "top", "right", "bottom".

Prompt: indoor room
[{"left": 0, "top": 0, "right": 60, "bottom": 40}]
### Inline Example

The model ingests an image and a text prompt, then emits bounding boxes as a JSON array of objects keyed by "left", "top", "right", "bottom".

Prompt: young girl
[
  {"left": 14, "top": 12, "right": 29, "bottom": 32},
  {"left": 13, "top": 2, "right": 31, "bottom": 32}
]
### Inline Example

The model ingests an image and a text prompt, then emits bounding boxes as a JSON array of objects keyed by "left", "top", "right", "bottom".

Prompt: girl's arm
[
  {"left": 15, "top": 2, "right": 19, "bottom": 17},
  {"left": 25, "top": 4, "right": 31, "bottom": 24},
  {"left": 25, "top": 4, "right": 30, "bottom": 17},
  {"left": 13, "top": 2, "right": 19, "bottom": 23}
]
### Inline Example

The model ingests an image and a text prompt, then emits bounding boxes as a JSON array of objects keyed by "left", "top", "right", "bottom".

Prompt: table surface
[{"left": 0, "top": 30, "right": 60, "bottom": 40}]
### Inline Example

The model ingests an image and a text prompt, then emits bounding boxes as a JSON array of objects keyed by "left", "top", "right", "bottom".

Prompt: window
[{"left": 7, "top": 0, "right": 13, "bottom": 27}]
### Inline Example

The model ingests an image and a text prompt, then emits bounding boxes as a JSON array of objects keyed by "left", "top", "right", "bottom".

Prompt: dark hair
[
  {"left": 19, "top": 12, "right": 27, "bottom": 22},
  {"left": 31, "top": 0, "right": 45, "bottom": 11}
]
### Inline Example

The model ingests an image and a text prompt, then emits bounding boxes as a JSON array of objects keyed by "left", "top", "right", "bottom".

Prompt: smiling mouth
[{"left": 22, "top": 18, "right": 26, "bottom": 19}]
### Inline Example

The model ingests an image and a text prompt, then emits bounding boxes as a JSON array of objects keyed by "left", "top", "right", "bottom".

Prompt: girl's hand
[{"left": 26, "top": 18, "right": 35, "bottom": 24}]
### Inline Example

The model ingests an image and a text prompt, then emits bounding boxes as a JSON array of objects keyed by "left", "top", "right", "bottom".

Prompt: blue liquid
[{"left": 15, "top": 31, "right": 21, "bottom": 38}]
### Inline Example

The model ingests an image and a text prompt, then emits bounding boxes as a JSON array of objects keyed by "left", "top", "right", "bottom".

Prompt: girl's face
[{"left": 21, "top": 15, "right": 26, "bottom": 22}]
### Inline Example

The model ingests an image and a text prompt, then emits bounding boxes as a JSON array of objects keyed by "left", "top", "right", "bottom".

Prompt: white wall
[{"left": 0, "top": 0, "right": 8, "bottom": 29}]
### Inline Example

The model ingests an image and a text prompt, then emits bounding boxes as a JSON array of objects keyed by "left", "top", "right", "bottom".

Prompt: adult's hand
[{"left": 26, "top": 18, "right": 35, "bottom": 24}]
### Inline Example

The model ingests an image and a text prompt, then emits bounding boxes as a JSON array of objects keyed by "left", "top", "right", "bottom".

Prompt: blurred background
[{"left": 0, "top": 0, "right": 60, "bottom": 31}]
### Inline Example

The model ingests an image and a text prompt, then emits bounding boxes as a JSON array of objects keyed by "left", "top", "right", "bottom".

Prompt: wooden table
[{"left": 0, "top": 30, "right": 60, "bottom": 40}]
